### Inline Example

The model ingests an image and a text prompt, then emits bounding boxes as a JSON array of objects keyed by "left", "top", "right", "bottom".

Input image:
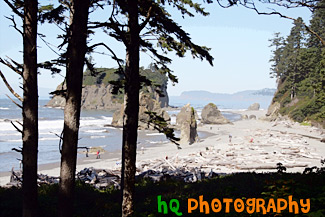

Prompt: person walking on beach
[
  {"left": 229, "top": 134, "right": 232, "bottom": 143},
  {"left": 96, "top": 150, "right": 100, "bottom": 159}
]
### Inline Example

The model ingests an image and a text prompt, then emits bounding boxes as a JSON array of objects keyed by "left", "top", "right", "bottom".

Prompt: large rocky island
[{"left": 46, "top": 66, "right": 169, "bottom": 110}]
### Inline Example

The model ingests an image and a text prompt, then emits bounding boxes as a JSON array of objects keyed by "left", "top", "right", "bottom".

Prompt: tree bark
[
  {"left": 121, "top": 1, "right": 140, "bottom": 216},
  {"left": 58, "top": 1, "right": 90, "bottom": 217},
  {"left": 22, "top": 0, "right": 39, "bottom": 216}
]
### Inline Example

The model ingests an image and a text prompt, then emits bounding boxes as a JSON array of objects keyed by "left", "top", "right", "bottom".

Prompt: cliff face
[{"left": 46, "top": 67, "right": 169, "bottom": 110}]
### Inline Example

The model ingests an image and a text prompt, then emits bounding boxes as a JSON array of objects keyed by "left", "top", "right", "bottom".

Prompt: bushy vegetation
[
  {"left": 269, "top": 1, "right": 325, "bottom": 127},
  {"left": 81, "top": 65, "right": 168, "bottom": 104},
  {"left": 1, "top": 171, "right": 324, "bottom": 217},
  {"left": 83, "top": 65, "right": 168, "bottom": 89}
]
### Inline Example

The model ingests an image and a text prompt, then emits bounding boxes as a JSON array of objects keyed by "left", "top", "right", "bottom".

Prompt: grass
[{"left": 1, "top": 171, "right": 325, "bottom": 217}]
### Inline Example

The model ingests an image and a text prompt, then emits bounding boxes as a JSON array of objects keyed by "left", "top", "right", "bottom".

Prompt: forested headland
[{"left": 269, "top": 0, "right": 325, "bottom": 127}]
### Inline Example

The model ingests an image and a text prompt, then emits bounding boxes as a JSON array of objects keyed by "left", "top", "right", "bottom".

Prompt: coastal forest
[
  {"left": 0, "top": 0, "right": 325, "bottom": 217},
  {"left": 269, "top": 0, "right": 325, "bottom": 127}
]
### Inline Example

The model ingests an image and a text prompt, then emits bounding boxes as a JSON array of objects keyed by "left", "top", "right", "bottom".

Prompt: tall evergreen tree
[
  {"left": 58, "top": 1, "right": 91, "bottom": 217},
  {"left": 89, "top": 1, "right": 213, "bottom": 216},
  {"left": 282, "top": 17, "right": 306, "bottom": 99},
  {"left": 22, "top": 0, "right": 39, "bottom": 216},
  {"left": 2, "top": 0, "right": 40, "bottom": 216},
  {"left": 269, "top": 32, "right": 285, "bottom": 80},
  {"left": 269, "top": 7, "right": 325, "bottom": 125},
  {"left": 307, "top": 0, "right": 325, "bottom": 48}
]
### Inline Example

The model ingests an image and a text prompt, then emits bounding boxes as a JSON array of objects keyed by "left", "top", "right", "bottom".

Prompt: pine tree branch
[
  {"left": 5, "top": 15, "right": 23, "bottom": 35},
  {"left": 0, "top": 57, "right": 23, "bottom": 76},
  {"left": 88, "top": 42, "right": 125, "bottom": 71},
  {"left": 38, "top": 33, "right": 61, "bottom": 56},
  {"left": 5, "top": 94, "right": 22, "bottom": 108},
  {"left": 3, "top": 0, "right": 24, "bottom": 18},
  {"left": 304, "top": 25, "right": 325, "bottom": 46},
  {"left": 12, "top": 148, "right": 22, "bottom": 153},
  {"left": 11, "top": 121, "right": 22, "bottom": 134},
  {"left": 241, "top": 1, "right": 325, "bottom": 47},
  {"left": 139, "top": 6, "right": 153, "bottom": 32},
  {"left": 0, "top": 69, "right": 23, "bottom": 102},
  {"left": 15, "top": 120, "right": 23, "bottom": 126},
  {"left": 6, "top": 56, "right": 23, "bottom": 71}
]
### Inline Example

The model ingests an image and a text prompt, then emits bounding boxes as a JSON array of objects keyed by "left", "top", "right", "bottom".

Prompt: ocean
[{"left": 0, "top": 99, "right": 241, "bottom": 172}]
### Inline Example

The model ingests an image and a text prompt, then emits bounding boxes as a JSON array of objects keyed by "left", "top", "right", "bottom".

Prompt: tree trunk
[
  {"left": 22, "top": 0, "right": 38, "bottom": 216},
  {"left": 121, "top": 1, "right": 140, "bottom": 216},
  {"left": 58, "top": 1, "right": 90, "bottom": 217}
]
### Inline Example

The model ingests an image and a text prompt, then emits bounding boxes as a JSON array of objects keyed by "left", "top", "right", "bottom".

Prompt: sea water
[{"left": 0, "top": 99, "right": 241, "bottom": 172}]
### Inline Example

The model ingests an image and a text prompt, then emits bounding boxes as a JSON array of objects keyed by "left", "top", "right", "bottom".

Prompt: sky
[{"left": 0, "top": 1, "right": 312, "bottom": 99}]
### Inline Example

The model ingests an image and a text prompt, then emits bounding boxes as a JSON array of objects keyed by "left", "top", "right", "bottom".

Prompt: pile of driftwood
[
  {"left": 77, "top": 167, "right": 120, "bottom": 189},
  {"left": 6, "top": 169, "right": 60, "bottom": 188},
  {"left": 136, "top": 128, "right": 321, "bottom": 175},
  {"left": 5, "top": 165, "right": 221, "bottom": 189},
  {"left": 6, "top": 167, "right": 121, "bottom": 190},
  {"left": 136, "top": 167, "right": 220, "bottom": 183}
]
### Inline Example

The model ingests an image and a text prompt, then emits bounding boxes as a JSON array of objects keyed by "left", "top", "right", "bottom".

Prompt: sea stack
[{"left": 201, "top": 103, "right": 230, "bottom": 124}]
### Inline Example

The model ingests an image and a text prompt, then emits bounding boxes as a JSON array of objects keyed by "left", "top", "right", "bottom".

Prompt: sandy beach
[{"left": 1, "top": 109, "right": 324, "bottom": 186}]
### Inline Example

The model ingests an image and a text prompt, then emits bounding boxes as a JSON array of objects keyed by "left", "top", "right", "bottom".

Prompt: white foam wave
[
  {"left": 0, "top": 132, "right": 21, "bottom": 136},
  {"left": 90, "top": 135, "right": 106, "bottom": 139},
  {"left": 39, "top": 137, "right": 59, "bottom": 141},
  {"left": 146, "top": 133, "right": 164, "bottom": 136},
  {"left": 7, "top": 139, "right": 21, "bottom": 142},
  {"left": 80, "top": 118, "right": 112, "bottom": 127},
  {"left": 0, "top": 107, "right": 9, "bottom": 110},
  {"left": 85, "top": 129, "right": 107, "bottom": 133}
]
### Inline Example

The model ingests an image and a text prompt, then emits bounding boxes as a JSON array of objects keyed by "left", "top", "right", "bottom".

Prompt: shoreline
[{"left": 1, "top": 109, "right": 324, "bottom": 186}]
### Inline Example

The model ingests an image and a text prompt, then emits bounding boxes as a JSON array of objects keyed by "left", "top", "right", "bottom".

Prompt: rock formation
[
  {"left": 265, "top": 102, "right": 281, "bottom": 121},
  {"left": 241, "top": 114, "right": 248, "bottom": 120},
  {"left": 47, "top": 83, "right": 121, "bottom": 110},
  {"left": 249, "top": 115, "right": 257, "bottom": 120},
  {"left": 111, "top": 92, "right": 170, "bottom": 130},
  {"left": 176, "top": 104, "right": 198, "bottom": 144},
  {"left": 46, "top": 66, "right": 169, "bottom": 110},
  {"left": 201, "top": 103, "right": 230, "bottom": 124},
  {"left": 176, "top": 103, "right": 198, "bottom": 126},
  {"left": 247, "top": 103, "right": 260, "bottom": 111}
]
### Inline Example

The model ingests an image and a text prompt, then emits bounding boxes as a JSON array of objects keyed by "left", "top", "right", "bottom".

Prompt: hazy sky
[{"left": 0, "top": 1, "right": 312, "bottom": 98}]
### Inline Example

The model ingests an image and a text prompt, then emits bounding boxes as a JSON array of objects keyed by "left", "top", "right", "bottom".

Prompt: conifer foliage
[{"left": 269, "top": 1, "right": 325, "bottom": 126}]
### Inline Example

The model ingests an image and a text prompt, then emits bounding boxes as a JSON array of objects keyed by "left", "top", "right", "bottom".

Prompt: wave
[
  {"left": 6, "top": 139, "right": 21, "bottom": 142},
  {"left": 81, "top": 117, "right": 96, "bottom": 120},
  {"left": 90, "top": 135, "right": 106, "bottom": 139},
  {"left": 0, "top": 132, "right": 21, "bottom": 136},
  {"left": 85, "top": 129, "right": 108, "bottom": 133},
  {"left": 148, "top": 140, "right": 168, "bottom": 144},
  {"left": 0, "top": 151, "right": 16, "bottom": 156},
  {"left": 0, "top": 107, "right": 9, "bottom": 110},
  {"left": 39, "top": 137, "right": 59, "bottom": 141},
  {"left": 146, "top": 133, "right": 164, "bottom": 136}
]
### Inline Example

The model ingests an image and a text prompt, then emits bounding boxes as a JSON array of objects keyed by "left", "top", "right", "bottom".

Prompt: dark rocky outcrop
[
  {"left": 247, "top": 103, "right": 260, "bottom": 111},
  {"left": 201, "top": 103, "right": 230, "bottom": 124},
  {"left": 46, "top": 67, "right": 169, "bottom": 110},
  {"left": 111, "top": 92, "right": 170, "bottom": 130},
  {"left": 47, "top": 84, "right": 168, "bottom": 110}
]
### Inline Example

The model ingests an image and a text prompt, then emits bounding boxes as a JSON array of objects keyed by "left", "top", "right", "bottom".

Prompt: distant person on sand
[
  {"left": 96, "top": 150, "right": 100, "bottom": 159},
  {"left": 229, "top": 134, "right": 232, "bottom": 143}
]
